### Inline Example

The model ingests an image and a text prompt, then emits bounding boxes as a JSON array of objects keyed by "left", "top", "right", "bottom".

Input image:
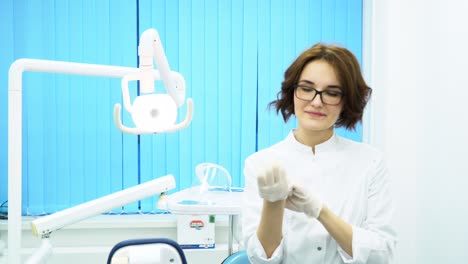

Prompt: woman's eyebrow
[
  {"left": 298, "top": 80, "right": 341, "bottom": 89},
  {"left": 298, "top": 80, "right": 315, "bottom": 85},
  {"left": 326, "top": 85, "right": 342, "bottom": 90}
]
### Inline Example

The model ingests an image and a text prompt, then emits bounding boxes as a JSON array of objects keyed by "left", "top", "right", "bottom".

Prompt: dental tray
[{"left": 158, "top": 186, "right": 244, "bottom": 215}]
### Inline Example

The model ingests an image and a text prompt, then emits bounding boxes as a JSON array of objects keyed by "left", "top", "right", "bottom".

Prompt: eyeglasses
[{"left": 294, "top": 85, "right": 344, "bottom": 105}]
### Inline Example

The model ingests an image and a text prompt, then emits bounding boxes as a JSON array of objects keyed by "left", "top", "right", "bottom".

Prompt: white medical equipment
[
  {"left": 31, "top": 175, "right": 176, "bottom": 238},
  {"left": 158, "top": 163, "right": 244, "bottom": 255},
  {"left": 26, "top": 175, "right": 176, "bottom": 264},
  {"left": 114, "top": 28, "right": 193, "bottom": 134},
  {"left": 7, "top": 28, "right": 192, "bottom": 264},
  {"left": 161, "top": 163, "right": 243, "bottom": 215}
]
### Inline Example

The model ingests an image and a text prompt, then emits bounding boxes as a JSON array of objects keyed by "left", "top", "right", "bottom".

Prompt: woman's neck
[{"left": 294, "top": 127, "right": 334, "bottom": 153}]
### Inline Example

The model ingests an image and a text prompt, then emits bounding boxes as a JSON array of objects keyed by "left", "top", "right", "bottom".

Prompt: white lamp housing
[{"left": 131, "top": 94, "right": 178, "bottom": 131}]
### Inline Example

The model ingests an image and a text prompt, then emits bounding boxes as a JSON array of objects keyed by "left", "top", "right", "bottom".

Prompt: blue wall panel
[
  {"left": 110, "top": 0, "right": 139, "bottom": 213},
  {"left": 0, "top": 0, "right": 137, "bottom": 214},
  {"left": 0, "top": 0, "right": 14, "bottom": 211}
]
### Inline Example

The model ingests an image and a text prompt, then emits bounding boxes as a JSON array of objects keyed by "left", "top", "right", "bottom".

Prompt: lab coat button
[{"left": 317, "top": 246, "right": 322, "bottom": 251}]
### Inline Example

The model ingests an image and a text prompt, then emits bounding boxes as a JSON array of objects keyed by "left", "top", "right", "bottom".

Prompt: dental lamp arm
[
  {"left": 138, "top": 28, "right": 185, "bottom": 107},
  {"left": 30, "top": 175, "right": 175, "bottom": 238},
  {"left": 120, "top": 70, "right": 187, "bottom": 114},
  {"left": 25, "top": 175, "right": 176, "bottom": 264}
]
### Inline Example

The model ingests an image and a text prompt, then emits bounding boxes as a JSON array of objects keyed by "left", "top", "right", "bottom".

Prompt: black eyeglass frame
[{"left": 293, "top": 85, "right": 345, "bottom": 106}]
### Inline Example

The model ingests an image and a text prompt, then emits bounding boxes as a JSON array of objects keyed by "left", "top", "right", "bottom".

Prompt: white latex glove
[
  {"left": 256, "top": 162, "right": 290, "bottom": 202},
  {"left": 285, "top": 185, "right": 323, "bottom": 218}
]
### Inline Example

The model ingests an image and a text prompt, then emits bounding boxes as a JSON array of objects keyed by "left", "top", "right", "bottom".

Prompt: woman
[{"left": 242, "top": 43, "right": 397, "bottom": 263}]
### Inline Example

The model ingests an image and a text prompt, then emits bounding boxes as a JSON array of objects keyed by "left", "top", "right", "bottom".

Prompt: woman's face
[{"left": 294, "top": 60, "right": 344, "bottom": 134}]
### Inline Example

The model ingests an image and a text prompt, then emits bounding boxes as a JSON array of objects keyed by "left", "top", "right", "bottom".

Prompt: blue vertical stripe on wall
[
  {"left": 334, "top": 0, "right": 348, "bottom": 44},
  {"left": 20, "top": 0, "right": 50, "bottom": 215},
  {"left": 256, "top": 0, "right": 272, "bottom": 152},
  {"left": 231, "top": 0, "right": 248, "bottom": 188},
  {"left": 309, "top": 0, "right": 323, "bottom": 46},
  {"left": 53, "top": 0, "right": 71, "bottom": 212},
  {"left": 321, "top": 0, "right": 336, "bottom": 42},
  {"left": 42, "top": 0, "right": 58, "bottom": 214},
  {"left": 334, "top": 0, "right": 364, "bottom": 141},
  {"left": 0, "top": 0, "right": 14, "bottom": 209},
  {"left": 68, "top": 0, "right": 86, "bottom": 212},
  {"left": 203, "top": 0, "right": 219, "bottom": 168},
  {"left": 94, "top": 0, "right": 112, "bottom": 211},
  {"left": 188, "top": 0, "right": 206, "bottom": 190},
  {"left": 177, "top": 0, "right": 195, "bottom": 196},
  {"left": 217, "top": 0, "right": 233, "bottom": 186},
  {"left": 190, "top": 0, "right": 206, "bottom": 191},
  {"left": 240, "top": 0, "right": 259, "bottom": 188},
  {"left": 111, "top": 0, "right": 139, "bottom": 213},
  {"left": 82, "top": 0, "right": 98, "bottom": 210},
  {"left": 0, "top": 0, "right": 363, "bottom": 215}
]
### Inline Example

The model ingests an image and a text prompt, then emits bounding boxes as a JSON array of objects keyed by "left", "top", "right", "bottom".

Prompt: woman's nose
[{"left": 309, "top": 93, "right": 323, "bottom": 106}]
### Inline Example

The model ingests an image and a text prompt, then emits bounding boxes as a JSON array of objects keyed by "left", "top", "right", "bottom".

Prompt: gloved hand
[
  {"left": 256, "top": 162, "right": 290, "bottom": 202},
  {"left": 285, "top": 185, "right": 323, "bottom": 218}
]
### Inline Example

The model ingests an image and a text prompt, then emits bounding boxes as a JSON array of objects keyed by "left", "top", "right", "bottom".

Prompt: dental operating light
[
  {"left": 8, "top": 28, "right": 193, "bottom": 264},
  {"left": 114, "top": 28, "right": 194, "bottom": 134}
]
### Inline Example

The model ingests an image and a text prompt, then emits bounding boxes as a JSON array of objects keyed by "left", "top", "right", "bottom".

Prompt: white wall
[{"left": 370, "top": 0, "right": 468, "bottom": 263}]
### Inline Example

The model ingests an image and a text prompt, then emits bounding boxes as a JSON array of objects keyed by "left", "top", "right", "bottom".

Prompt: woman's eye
[
  {"left": 325, "top": 91, "right": 342, "bottom": 97},
  {"left": 301, "top": 87, "right": 314, "bottom": 92}
]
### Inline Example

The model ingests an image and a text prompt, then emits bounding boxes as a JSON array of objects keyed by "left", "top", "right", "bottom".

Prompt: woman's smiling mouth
[{"left": 305, "top": 111, "right": 325, "bottom": 118}]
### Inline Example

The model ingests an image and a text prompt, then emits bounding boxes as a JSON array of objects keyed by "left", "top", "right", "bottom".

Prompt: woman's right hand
[{"left": 256, "top": 162, "right": 290, "bottom": 202}]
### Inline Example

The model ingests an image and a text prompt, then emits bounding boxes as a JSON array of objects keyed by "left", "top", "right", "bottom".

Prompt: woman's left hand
[{"left": 285, "top": 185, "right": 323, "bottom": 218}]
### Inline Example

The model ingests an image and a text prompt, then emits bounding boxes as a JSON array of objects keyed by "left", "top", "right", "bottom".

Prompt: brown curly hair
[{"left": 268, "top": 43, "right": 372, "bottom": 130}]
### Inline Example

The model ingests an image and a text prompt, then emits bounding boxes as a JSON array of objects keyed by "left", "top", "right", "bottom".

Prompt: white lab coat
[{"left": 241, "top": 130, "right": 397, "bottom": 264}]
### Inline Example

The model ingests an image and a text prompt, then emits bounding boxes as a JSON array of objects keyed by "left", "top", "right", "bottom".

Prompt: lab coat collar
[{"left": 286, "top": 129, "right": 340, "bottom": 154}]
